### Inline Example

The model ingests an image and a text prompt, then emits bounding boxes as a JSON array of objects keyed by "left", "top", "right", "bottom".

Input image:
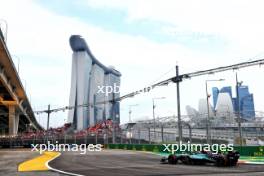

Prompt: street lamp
[
  {"left": 12, "top": 55, "right": 20, "bottom": 74},
  {"left": 128, "top": 104, "right": 139, "bottom": 123},
  {"left": 235, "top": 73, "right": 243, "bottom": 146},
  {"left": 126, "top": 131, "right": 133, "bottom": 144},
  {"left": 152, "top": 97, "right": 166, "bottom": 141},
  {"left": 205, "top": 79, "right": 225, "bottom": 144},
  {"left": 127, "top": 104, "right": 138, "bottom": 144},
  {"left": 0, "top": 19, "right": 8, "bottom": 42}
]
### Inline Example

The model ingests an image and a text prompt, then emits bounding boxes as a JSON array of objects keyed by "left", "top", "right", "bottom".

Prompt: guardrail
[
  {"left": 105, "top": 144, "right": 264, "bottom": 157},
  {"left": 1, "top": 135, "right": 263, "bottom": 156}
]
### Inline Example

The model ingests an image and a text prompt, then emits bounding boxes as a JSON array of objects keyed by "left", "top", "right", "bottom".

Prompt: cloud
[{"left": 86, "top": 0, "right": 264, "bottom": 57}]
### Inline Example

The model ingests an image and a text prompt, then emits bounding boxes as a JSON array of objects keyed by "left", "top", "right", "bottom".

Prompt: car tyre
[
  {"left": 182, "top": 156, "right": 192, "bottom": 165},
  {"left": 168, "top": 154, "right": 178, "bottom": 164},
  {"left": 215, "top": 158, "right": 225, "bottom": 167}
]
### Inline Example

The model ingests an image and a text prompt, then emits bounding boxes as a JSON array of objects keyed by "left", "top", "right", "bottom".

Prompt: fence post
[
  {"left": 148, "top": 127, "right": 151, "bottom": 144},
  {"left": 161, "top": 125, "right": 164, "bottom": 143},
  {"left": 64, "top": 134, "right": 66, "bottom": 144},
  {"left": 120, "top": 132, "right": 123, "bottom": 144},
  {"left": 84, "top": 134, "right": 87, "bottom": 144},
  {"left": 138, "top": 128, "right": 141, "bottom": 144}
]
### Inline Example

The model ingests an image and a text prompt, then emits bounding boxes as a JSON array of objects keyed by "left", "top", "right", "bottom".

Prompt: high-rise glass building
[
  {"left": 67, "top": 35, "right": 121, "bottom": 130},
  {"left": 236, "top": 86, "right": 255, "bottom": 120},
  {"left": 212, "top": 85, "right": 255, "bottom": 121},
  {"left": 212, "top": 87, "right": 219, "bottom": 109}
]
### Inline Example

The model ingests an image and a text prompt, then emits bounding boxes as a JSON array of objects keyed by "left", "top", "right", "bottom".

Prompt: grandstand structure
[{"left": 0, "top": 28, "right": 42, "bottom": 135}]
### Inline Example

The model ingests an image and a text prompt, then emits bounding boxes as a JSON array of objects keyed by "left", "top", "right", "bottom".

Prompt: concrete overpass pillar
[{"left": 8, "top": 105, "right": 19, "bottom": 135}]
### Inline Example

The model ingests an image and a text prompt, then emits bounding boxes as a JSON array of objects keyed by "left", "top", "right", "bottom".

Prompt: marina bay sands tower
[{"left": 67, "top": 35, "right": 121, "bottom": 130}]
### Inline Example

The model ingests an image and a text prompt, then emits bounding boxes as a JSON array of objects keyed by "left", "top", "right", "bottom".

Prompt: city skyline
[
  {"left": 213, "top": 85, "right": 255, "bottom": 120},
  {"left": 186, "top": 84, "right": 256, "bottom": 122},
  {"left": 1, "top": 0, "right": 264, "bottom": 128}
]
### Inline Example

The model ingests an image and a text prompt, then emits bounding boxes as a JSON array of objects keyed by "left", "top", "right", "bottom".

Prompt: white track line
[{"left": 45, "top": 152, "right": 84, "bottom": 176}]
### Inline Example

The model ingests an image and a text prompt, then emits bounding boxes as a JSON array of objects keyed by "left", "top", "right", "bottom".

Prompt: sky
[{"left": 0, "top": 0, "right": 264, "bottom": 128}]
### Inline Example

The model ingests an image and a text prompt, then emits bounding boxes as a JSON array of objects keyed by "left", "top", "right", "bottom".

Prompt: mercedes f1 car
[{"left": 160, "top": 151, "right": 240, "bottom": 167}]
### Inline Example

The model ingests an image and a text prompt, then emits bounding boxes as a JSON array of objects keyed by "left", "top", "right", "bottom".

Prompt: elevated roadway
[{"left": 0, "top": 29, "right": 42, "bottom": 135}]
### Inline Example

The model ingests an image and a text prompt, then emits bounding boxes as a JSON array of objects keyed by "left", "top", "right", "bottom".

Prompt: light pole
[
  {"left": 0, "top": 19, "right": 8, "bottom": 42},
  {"left": 205, "top": 79, "right": 225, "bottom": 144},
  {"left": 128, "top": 104, "right": 138, "bottom": 144},
  {"left": 46, "top": 104, "right": 51, "bottom": 130},
  {"left": 152, "top": 97, "right": 166, "bottom": 141},
  {"left": 236, "top": 73, "right": 243, "bottom": 146},
  {"left": 12, "top": 55, "right": 20, "bottom": 74},
  {"left": 128, "top": 104, "right": 139, "bottom": 123},
  {"left": 22, "top": 79, "right": 27, "bottom": 93},
  {"left": 175, "top": 65, "right": 182, "bottom": 143}
]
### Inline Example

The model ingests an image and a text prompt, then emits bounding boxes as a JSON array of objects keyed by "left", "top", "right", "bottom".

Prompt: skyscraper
[
  {"left": 236, "top": 86, "right": 255, "bottom": 120},
  {"left": 212, "top": 85, "right": 255, "bottom": 121},
  {"left": 67, "top": 35, "right": 121, "bottom": 130},
  {"left": 212, "top": 87, "right": 219, "bottom": 109}
]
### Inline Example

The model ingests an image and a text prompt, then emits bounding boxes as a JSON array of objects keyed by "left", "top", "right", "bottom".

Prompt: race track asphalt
[
  {"left": 0, "top": 149, "right": 60, "bottom": 176},
  {"left": 49, "top": 149, "right": 264, "bottom": 176}
]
